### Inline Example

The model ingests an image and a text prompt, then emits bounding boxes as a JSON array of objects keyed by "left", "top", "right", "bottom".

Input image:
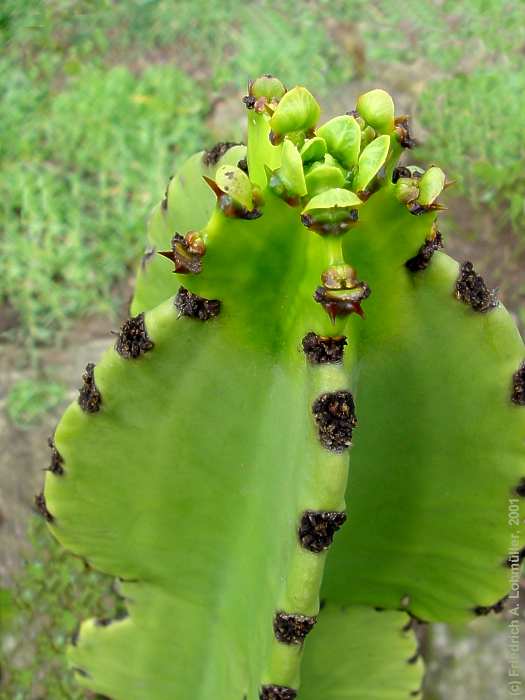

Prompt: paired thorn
[
  {"left": 159, "top": 233, "right": 205, "bottom": 275},
  {"left": 202, "top": 176, "right": 263, "bottom": 220},
  {"left": 314, "top": 265, "right": 370, "bottom": 322},
  {"left": 78, "top": 363, "right": 102, "bottom": 413}
]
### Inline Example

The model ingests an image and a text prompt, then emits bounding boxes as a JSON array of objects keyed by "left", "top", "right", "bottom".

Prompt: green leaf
[
  {"left": 270, "top": 86, "right": 321, "bottom": 138},
  {"left": 251, "top": 75, "right": 286, "bottom": 101},
  {"left": 301, "top": 605, "right": 423, "bottom": 700},
  {"left": 316, "top": 115, "right": 361, "bottom": 169},
  {"left": 215, "top": 164, "right": 254, "bottom": 210},
  {"left": 278, "top": 139, "right": 307, "bottom": 197},
  {"left": 417, "top": 166, "right": 446, "bottom": 206},
  {"left": 300, "top": 137, "right": 327, "bottom": 164},
  {"left": 305, "top": 163, "right": 346, "bottom": 197},
  {"left": 302, "top": 188, "right": 362, "bottom": 214},
  {"left": 352, "top": 135, "right": 390, "bottom": 193}
]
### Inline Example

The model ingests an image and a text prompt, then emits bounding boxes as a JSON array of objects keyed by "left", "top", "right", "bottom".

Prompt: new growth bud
[
  {"left": 268, "top": 139, "right": 307, "bottom": 203},
  {"left": 395, "top": 178, "right": 420, "bottom": 204},
  {"left": 300, "top": 136, "right": 327, "bottom": 164},
  {"left": 315, "top": 264, "right": 370, "bottom": 321},
  {"left": 352, "top": 134, "right": 390, "bottom": 193},
  {"left": 250, "top": 74, "right": 287, "bottom": 102},
  {"left": 244, "top": 75, "right": 287, "bottom": 113},
  {"left": 316, "top": 115, "right": 361, "bottom": 169},
  {"left": 269, "top": 86, "right": 321, "bottom": 144},
  {"left": 416, "top": 166, "right": 446, "bottom": 207},
  {"left": 356, "top": 89, "right": 395, "bottom": 134},
  {"left": 204, "top": 165, "right": 262, "bottom": 219},
  {"left": 159, "top": 232, "right": 205, "bottom": 274}
]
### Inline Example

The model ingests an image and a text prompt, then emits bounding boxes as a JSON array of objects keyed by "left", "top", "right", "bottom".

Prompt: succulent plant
[{"left": 40, "top": 76, "right": 525, "bottom": 699}]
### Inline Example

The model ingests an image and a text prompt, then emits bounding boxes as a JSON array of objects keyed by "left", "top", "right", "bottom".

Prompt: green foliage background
[
  {"left": 1, "top": 1, "right": 524, "bottom": 698},
  {"left": 2, "top": 0, "right": 524, "bottom": 349}
]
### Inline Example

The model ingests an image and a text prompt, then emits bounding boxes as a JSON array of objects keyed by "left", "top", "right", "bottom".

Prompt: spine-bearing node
[
  {"left": 159, "top": 233, "right": 205, "bottom": 275},
  {"left": 298, "top": 510, "right": 347, "bottom": 553},
  {"left": 302, "top": 332, "right": 347, "bottom": 364},
  {"left": 78, "top": 363, "right": 102, "bottom": 413},
  {"left": 273, "top": 611, "right": 317, "bottom": 645},
  {"left": 175, "top": 287, "right": 221, "bottom": 321},
  {"left": 455, "top": 262, "right": 498, "bottom": 313},
  {"left": 312, "top": 390, "right": 357, "bottom": 452}
]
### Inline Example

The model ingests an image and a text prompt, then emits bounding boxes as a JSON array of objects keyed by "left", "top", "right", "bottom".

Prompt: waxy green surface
[{"left": 44, "top": 80, "right": 524, "bottom": 698}]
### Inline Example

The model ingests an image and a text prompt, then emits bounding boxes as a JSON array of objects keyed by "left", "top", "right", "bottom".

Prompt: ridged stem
[{"left": 260, "top": 235, "right": 354, "bottom": 694}]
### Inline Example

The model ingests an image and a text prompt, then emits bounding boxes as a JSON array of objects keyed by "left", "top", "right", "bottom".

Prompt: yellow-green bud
[
  {"left": 250, "top": 74, "right": 286, "bottom": 102},
  {"left": 356, "top": 89, "right": 395, "bottom": 134},
  {"left": 270, "top": 86, "right": 321, "bottom": 141},
  {"left": 316, "top": 115, "right": 361, "bottom": 169},
  {"left": 417, "top": 166, "right": 446, "bottom": 206}
]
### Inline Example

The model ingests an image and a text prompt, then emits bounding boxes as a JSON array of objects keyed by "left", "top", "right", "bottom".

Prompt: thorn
[
  {"left": 202, "top": 175, "right": 223, "bottom": 199},
  {"left": 158, "top": 233, "right": 204, "bottom": 275}
]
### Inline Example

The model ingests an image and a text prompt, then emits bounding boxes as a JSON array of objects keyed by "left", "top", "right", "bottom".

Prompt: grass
[
  {"left": 6, "top": 377, "right": 67, "bottom": 429},
  {"left": 418, "top": 69, "right": 525, "bottom": 232},
  {"left": 0, "top": 0, "right": 355, "bottom": 350},
  {"left": 2, "top": 0, "right": 524, "bottom": 348},
  {"left": 0, "top": 517, "right": 121, "bottom": 700}
]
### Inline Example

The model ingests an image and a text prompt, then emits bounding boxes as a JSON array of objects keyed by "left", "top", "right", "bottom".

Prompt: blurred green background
[{"left": 1, "top": 1, "right": 524, "bottom": 697}]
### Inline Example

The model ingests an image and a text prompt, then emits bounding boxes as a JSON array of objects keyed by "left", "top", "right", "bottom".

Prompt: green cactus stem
[{"left": 42, "top": 77, "right": 524, "bottom": 699}]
